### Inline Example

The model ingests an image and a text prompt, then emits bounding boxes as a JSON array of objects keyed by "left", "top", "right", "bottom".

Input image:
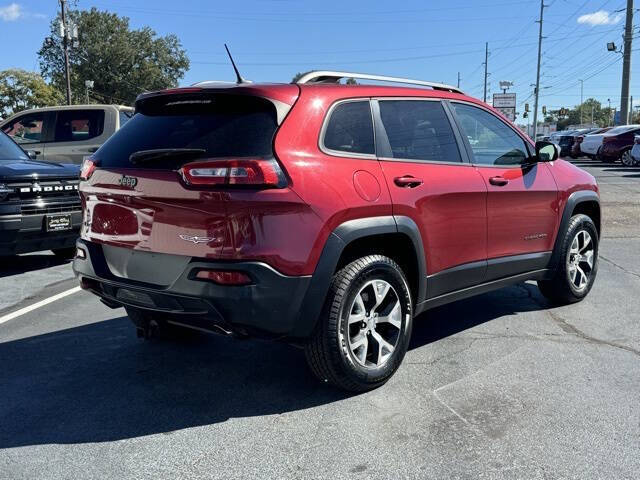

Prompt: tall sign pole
[
  {"left": 620, "top": 0, "right": 633, "bottom": 125},
  {"left": 60, "top": 0, "right": 72, "bottom": 105},
  {"left": 532, "top": 0, "right": 545, "bottom": 140}
]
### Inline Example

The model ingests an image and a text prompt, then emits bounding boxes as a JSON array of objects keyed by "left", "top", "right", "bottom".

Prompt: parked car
[
  {"left": 598, "top": 124, "right": 640, "bottom": 163},
  {"left": 581, "top": 125, "right": 637, "bottom": 160},
  {"left": 73, "top": 71, "right": 600, "bottom": 392},
  {"left": 0, "top": 130, "right": 81, "bottom": 257},
  {"left": 625, "top": 135, "right": 640, "bottom": 166},
  {"left": 553, "top": 130, "right": 577, "bottom": 157},
  {"left": 571, "top": 127, "right": 611, "bottom": 158},
  {"left": 0, "top": 104, "right": 133, "bottom": 165}
]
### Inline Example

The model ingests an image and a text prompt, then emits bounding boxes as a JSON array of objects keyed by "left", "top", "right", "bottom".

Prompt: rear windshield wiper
[{"left": 129, "top": 148, "right": 207, "bottom": 165}]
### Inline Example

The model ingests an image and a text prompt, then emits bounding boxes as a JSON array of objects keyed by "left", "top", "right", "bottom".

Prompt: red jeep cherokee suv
[{"left": 73, "top": 71, "right": 600, "bottom": 391}]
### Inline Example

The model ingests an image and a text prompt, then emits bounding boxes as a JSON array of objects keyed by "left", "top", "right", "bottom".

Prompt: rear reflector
[
  {"left": 195, "top": 270, "right": 252, "bottom": 285},
  {"left": 179, "top": 158, "right": 286, "bottom": 188}
]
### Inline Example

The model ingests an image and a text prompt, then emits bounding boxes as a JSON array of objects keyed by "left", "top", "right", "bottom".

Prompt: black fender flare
[
  {"left": 291, "top": 215, "right": 426, "bottom": 338},
  {"left": 548, "top": 190, "right": 600, "bottom": 270}
]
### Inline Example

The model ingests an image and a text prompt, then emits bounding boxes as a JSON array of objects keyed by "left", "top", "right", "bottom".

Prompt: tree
[
  {"left": 0, "top": 69, "right": 62, "bottom": 118},
  {"left": 545, "top": 99, "right": 614, "bottom": 130},
  {"left": 37, "top": 8, "right": 189, "bottom": 105}
]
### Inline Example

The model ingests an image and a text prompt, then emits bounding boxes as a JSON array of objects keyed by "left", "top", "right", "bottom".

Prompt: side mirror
[
  {"left": 26, "top": 150, "right": 38, "bottom": 160},
  {"left": 535, "top": 141, "right": 559, "bottom": 162}
]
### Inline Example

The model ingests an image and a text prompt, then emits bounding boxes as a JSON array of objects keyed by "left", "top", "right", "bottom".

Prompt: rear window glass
[
  {"left": 94, "top": 94, "right": 278, "bottom": 168},
  {"left": 378, "top": 100, "right": 461, "bottom": 162}
]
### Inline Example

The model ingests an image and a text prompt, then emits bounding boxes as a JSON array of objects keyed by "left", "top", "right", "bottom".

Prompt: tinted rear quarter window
[
  {"left": 378, "top": 100, "right": 461, "bottom": 162},
  {"left": 94, "top": 94, "right": 278, "bottom": 168},
  {"left": 323, "top": 101, "right": 374, "bottom": 155}
]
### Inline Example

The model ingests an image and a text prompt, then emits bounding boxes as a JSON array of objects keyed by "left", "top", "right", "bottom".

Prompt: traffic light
[
  {"left": 525, "top": 103, "right": 530, "bottom": 112},
  {"left": 542, "top": 106, "right": 547, "bottom": 115}
]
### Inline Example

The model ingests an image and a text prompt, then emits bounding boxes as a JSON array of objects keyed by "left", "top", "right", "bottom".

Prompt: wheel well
[
  {"left": 335, "top": 233, "right": 420, "bottom": 302},
  {"left": 572, "top": 200, "right": 601, "bottom": 236}
]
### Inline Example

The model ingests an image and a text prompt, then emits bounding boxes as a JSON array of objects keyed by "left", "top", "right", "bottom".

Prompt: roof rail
[{"left": 295, "top": 71, "right": 464, "bottom": 94}]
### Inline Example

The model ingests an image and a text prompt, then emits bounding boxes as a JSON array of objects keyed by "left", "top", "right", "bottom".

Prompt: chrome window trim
[
  {"left": 374, "top": 97, "right": 466, "bottom": 165},
  {"left": 318, "top": 98, "right": 377, "bottom": 159}
]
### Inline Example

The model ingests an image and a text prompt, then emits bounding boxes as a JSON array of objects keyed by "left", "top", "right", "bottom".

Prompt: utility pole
[
  {"left": 532, "top": 0, "right": 545, "bottom": 140},
  {"left": 483, "top": 42, "right": 489, "bottom": 103},
  {"left": 620, "top": 0, "right": 634, "bottom": 124},
  {"left": 60, "top": 0, "right": 72, "bottom": 105},
  {"left": 457, "top": 72, "right": 461, "bottom": 89},
  {"left": 579, "top": 79, "right": 584, "bottom": 125}
]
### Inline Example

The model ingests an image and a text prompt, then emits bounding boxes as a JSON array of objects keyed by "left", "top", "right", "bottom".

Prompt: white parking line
[{"left": 0, "top": 286, "right": 82, "bottom": 325}]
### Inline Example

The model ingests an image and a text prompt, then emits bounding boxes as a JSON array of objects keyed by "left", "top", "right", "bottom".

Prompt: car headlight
[{"left": 0, "top": 184, "right": 14, "bottom": 201}]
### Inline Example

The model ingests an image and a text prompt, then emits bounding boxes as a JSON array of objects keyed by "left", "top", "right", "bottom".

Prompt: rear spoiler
[{"left": 134, "top": 85, "right": 298, "bottom": 124}]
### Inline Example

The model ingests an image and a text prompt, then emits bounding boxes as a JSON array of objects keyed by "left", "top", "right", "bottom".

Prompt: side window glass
[
  {"left": 378, "top": 100, "right": 461, "bottom": 162},
  {"left": 54, "top": 109, "right": 105, "bottom": 142},
  {"left": 453, "top": 103, "right": 529, "bottom": 166},
  {"left": 2, "top": 113, "right": 45, "bottom": 144},
  {"left": 323, "top": 101, "right": 374, "bottom": 155}
]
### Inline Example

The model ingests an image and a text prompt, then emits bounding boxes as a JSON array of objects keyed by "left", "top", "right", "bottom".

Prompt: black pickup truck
[{"left": 0, "top": 130, "right": 81, "bottom": 257}]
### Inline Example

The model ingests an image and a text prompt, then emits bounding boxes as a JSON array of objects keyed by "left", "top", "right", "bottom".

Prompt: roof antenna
[{"left": 224, "top": 44, "right": 247, "bottom": 84}]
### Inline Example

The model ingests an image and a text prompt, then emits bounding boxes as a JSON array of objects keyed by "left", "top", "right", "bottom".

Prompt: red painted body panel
[
  {"left": 474, "top": 163, "right": 559, "bottom": 258},
  {"left": 379, "top": 161, "right": 487, "bottom": 274}
]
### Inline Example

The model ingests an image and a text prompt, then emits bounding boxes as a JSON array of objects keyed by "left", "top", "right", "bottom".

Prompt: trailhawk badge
[{"left": 179, "top": 234, "right": 214, "bottom": 244}]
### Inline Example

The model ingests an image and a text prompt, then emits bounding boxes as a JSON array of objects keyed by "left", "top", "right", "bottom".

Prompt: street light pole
[
  {"left": 60, "top": 0, "right": 72, "bottom": 105},
  {"left": 620, "top": 0, "right": 634, "bottom": 124},
  {"left": 532, "top": 0, "right": 545, "bottom": 140}
]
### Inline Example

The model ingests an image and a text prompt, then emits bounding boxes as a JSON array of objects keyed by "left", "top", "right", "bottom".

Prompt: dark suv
[
  {"left": 73, "top": 71, "right": 601, "bottom": 391},
  {"left": 0, "top": 130, "right": 81, "bottom": 257}
]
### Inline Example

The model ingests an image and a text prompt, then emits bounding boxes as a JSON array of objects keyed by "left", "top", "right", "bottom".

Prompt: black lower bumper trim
[{"left": 73, "top": 240, "right": 312, "bottom": 338}]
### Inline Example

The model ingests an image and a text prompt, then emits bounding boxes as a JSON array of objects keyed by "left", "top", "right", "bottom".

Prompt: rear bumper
[
  {"left": 72, "top": 240, "right": 313, "bottom": 338},
  {"left": 0, "top": 211, "right": 81, "bottom": 255}
]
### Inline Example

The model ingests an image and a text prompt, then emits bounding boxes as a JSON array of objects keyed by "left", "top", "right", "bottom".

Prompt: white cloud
[
  {"left": 0, "top": 3, "right": 22, "bottom": 21},
  {"left": 577, "top": 10, "right": 623, "bottom": 26}
]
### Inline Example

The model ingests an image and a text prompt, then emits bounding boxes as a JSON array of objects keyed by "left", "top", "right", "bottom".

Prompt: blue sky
[{"left": 0, "top": 0, "right": 634, "bottom": 122}]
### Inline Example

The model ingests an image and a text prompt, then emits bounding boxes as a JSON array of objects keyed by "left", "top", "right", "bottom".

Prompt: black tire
[
  {"left": 538, "top": 214, "right": 598, "bottom": 304},
  {"left": 304, "top": 255, "right": 413, "bottom": 392},
  {"left": 51, "top": 247, "right": 77, "bottom": 260}
]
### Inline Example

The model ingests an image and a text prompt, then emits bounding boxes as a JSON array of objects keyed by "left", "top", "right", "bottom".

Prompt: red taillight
[
  {"left": 80, "top": 157, "right": 97, "bottom": 180},
  {"left": 179, "top": 158, "right": 286, "bottom": 188},
  {"left": 195, "top": 270, "right": 252, "bottom": 285}
]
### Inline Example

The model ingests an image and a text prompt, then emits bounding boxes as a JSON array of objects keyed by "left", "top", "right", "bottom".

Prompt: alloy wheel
[
  {"left": 347, "top": 279, "right": 402, "bottom": 368},
  {"left": 621, "top": 151, "right": 634, "bottom": 167},
  {"left": 567, "top": 230, "right": 595, "bottom": 292}
]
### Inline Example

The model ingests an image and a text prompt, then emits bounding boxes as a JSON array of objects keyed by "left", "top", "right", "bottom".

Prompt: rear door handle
[
  {"left": 394, "top": 176, "right": 423, "bottom": 188},
  {"left": 489, "top": 176, "right": 509, "bottom": 186}
]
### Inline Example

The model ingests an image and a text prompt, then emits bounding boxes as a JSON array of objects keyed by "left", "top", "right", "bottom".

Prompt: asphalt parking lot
[{"left": 0, "top": 158, "right": 638, "bottom": 479}]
